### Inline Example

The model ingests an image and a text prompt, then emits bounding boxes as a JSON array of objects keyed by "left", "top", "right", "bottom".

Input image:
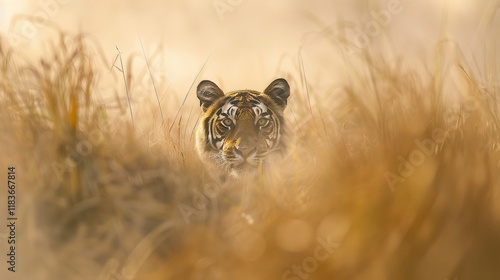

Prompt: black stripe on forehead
[
  {"left": 249, "top": 99, "right": 261, "bottom": 105},
  {"left": 231, "top": 91, "right": 253, "bottom": 98},
  {"left": 226, "top": 92, "right": 262, "bottom": 106},
  {"left": 235, "top": 107, "right": 255, "bottom": 119}
]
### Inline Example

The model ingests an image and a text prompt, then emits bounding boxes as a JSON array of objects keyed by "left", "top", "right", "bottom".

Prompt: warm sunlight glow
[
  {"left": 0, "top": 1, "right": 499, "bottom": 279},
  {"left": 0, "top": 0, "right": 27, "bottom": 32}
]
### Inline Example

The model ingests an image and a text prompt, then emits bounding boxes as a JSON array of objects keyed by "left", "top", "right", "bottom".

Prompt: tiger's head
[{"left": 195, "top": 78, "right": 290, "bottom": 175}]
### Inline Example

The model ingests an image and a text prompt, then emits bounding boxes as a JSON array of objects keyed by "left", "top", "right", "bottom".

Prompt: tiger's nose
[{"left": 235, "top": 146, "right": 257, "bottom": 159}]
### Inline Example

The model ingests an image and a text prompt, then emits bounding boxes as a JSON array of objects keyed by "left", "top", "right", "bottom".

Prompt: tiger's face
[{"left": 195, "top": 78, "right": 290, "bottom": 174}]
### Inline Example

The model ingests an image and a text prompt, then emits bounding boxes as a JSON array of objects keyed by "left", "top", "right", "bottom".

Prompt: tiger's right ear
[
  {"left": 262, "top": 78, "right": 290, "bottom": 108},
  {"left": 197, "top": 80, "right": 225, "bottom": 112}
]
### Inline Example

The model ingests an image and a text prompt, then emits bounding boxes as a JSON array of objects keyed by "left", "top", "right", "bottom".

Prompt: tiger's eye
[
  {"left": 222, "top": 118, "right": 233, "bottom": 127},
  {"left": 257, "top": 118, "right": 269, "bottom": 127}
]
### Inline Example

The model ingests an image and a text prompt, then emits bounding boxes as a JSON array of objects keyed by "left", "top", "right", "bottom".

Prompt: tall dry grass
[{"left": 0, "top": 28, "right": 499, "bottom": 280}]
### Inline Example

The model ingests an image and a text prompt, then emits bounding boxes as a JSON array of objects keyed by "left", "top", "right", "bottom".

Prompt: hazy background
[{"left": 1, "top": 0, "right": 498, "bottom": 96}]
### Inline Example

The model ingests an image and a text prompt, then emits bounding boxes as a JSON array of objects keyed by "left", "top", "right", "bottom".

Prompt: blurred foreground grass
[{"left": 0, "top": 32, "right": 499, "bottom": 280}]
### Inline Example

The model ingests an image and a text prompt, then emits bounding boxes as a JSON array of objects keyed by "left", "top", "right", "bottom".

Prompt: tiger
[{"left": 195, "top": 78, "right": 291, "bottom": 176}]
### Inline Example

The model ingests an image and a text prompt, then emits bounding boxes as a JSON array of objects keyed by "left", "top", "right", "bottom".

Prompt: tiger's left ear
[
  {"left": 262, "top": 78, "right": 290, "bottom": 108},
  {"left": 197, "top": 80, "right": 225, "bottom": 112}
]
